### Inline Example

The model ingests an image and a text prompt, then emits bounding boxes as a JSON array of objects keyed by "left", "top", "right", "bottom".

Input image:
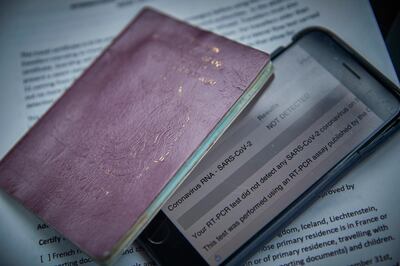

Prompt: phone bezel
[{"left": 138, "top": 27, "right": 400, "bottom": 266}]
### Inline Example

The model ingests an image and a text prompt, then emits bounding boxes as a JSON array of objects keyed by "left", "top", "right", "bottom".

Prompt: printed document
[{"left": 0, "top": 0, "right": 399, "bottom": 265}]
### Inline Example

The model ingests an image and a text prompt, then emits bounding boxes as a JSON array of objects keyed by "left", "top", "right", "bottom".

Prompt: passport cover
[{"left": 0, "top": 8, "right": 272, "bottom": 264}]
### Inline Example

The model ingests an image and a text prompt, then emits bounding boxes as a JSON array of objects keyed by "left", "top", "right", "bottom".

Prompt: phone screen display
[{"left": 161, "top": 44, "right": 386, "bottom": 265}]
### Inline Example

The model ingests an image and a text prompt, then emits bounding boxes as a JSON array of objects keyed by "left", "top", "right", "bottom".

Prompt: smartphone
[{"left": 138, "top": 28, "right": 400, "bottom": 266}]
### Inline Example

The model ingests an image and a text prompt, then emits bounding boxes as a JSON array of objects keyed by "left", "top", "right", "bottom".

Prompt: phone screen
[{"left": 160, "top": 34, "right": 397, "bottom": 265}]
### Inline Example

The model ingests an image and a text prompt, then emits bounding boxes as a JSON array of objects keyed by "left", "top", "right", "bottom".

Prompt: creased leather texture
[{"left": 0, "top": 8, "right": 270, "bottom": 260}]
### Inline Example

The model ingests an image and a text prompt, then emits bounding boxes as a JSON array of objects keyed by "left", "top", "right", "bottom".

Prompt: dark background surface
[{"left": 370, "top": 0, "right": 400, "bottom": 80}]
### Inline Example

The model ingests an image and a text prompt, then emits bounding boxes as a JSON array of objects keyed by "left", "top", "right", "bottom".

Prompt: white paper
[{"left": 0, "top": 0, "right": 398, "bottom": 265}]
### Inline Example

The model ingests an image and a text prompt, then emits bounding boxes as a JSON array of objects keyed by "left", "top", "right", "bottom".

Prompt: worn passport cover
[{"left": 0, "top": 8, "right": 272, "bottom": 264}]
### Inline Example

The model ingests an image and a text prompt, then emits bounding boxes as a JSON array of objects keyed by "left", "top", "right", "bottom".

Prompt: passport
[{"left": 0, "top": 7, "right": 272, "bottom": 264}]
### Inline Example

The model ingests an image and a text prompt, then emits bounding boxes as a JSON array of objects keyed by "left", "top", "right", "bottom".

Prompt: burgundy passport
[{"left": 0, "top": 8, "right": 272, "bottom": 264}]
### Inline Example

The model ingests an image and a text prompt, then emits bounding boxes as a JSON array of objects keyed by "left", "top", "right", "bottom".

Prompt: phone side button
[
  {"left": 334, "top": 152, "right": 360, "bottom": 172},
  {"left": 271, "top": 46, "right": 285, "bottom": 58}
]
